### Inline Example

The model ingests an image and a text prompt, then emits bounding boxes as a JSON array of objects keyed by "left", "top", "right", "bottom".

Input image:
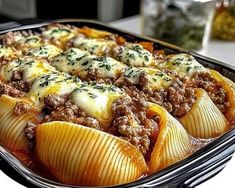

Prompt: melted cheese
[
  {"left": 158, "top": 53, "right": 207, "bottom": 78},
  {"left": 52, "top": 48, "right": 127, "bottom": 79},
  {"left": 121, "top": 67, "right": 172, "bottom": 90},
  {"left": 42, "top": 26, "right": 76, "bottom": 43},
  {"left": 15, "top": 35, "right": 42, "bottom": 50},
  {"left": 73, "top": 37, "right": 116, "bottom": 56},
  {"left": 71, "top": 83, "right": 125, "bottom": 127},
  {"left": 52, "top": 48, "right": 90, "bottom": 72},
  {"left": 0, "top": 57, "right": 57, "bottom": 82},
  {"left": 27, "top": 44, "right": 62, "bottom": 59},
  {"left": 28, "top": 73, "right": 79, "bottom": 106},
  {"left": 114, "top": 43, "right": 155, "bottom": 67},
  {"left": 0, "top": 45, "right": 21, "bottom": 59}
]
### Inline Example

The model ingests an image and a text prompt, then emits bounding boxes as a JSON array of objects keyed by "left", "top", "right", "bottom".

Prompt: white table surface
[
  {"left": 1, "top": 16, "right": 235, "bottom": 188},
  {"left": 109, "top": 15, "right": 235, "bottom": 188}
]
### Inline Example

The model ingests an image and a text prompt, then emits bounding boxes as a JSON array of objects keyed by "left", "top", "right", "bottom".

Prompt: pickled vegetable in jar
[
  {"left": 212, "top": 0, "right": 235, "bottom": 40},
  {"left": 141, "top": 0, "right": 216, "bottom": 50}
]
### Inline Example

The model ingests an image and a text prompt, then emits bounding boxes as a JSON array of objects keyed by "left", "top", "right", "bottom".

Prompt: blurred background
[
  {"left": 0, "top": 0, "right": 233, "bottom": 58},
  {"left": 0, "top": 0, "right": 140, "bottom": 22}
]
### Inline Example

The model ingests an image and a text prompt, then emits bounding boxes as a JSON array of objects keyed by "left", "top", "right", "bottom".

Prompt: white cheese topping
[
  {"left": 158, "top": 53, "right": 207, "bottom": 78},
  {"left": 42, "top": 26, "right": 76, "bottom": 42},
  {"left": 27, "top": 44, "right": 62, "bottom": 59},
  {"left": 52, "top": 48, "right": 127, "bottom": 79},
  {"left": 71, "top": 83, "right": 125, "bottom": 127},
  {"left": 73, "top": 37, "right": 116, "bottom": 55},
  {"left": 28, "top": 73, "right": 80, "bottom": 106},
  {"left": 0, "top": 45, "right": 21, "bottom": 59},
  {"left": 15, "top": 35, "right": 42, "bottom": 49},
  {"left": 52, "top": 48, "right": 90, "bottom": 72},
  {"left": 113, "top": 43, "right": 155, "bottom": 67},
  {"left": 0, "top": 57, "right": 57, "bottom": 82},
  {"left": 120, "top": 67, "right": 172, "bottom": 90}
]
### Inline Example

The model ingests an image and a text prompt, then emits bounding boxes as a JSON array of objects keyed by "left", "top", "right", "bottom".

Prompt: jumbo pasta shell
[
  {"left": 210, "top": 69, "right": 235, "bottom": 123},
  {"left": 180, "top": 88, "right": 227, "bottom": 138},
  {"left": 36, "top": 121, "right": 147, "bottom": 186},
  {"left": 148, "top": 103, "right": 191, "bottom": 173},
  {"left": 0, "top": 95, "right": 38, "bottom": 151}
]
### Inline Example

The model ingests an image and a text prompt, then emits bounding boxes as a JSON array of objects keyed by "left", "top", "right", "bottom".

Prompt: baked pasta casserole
[{"left": 0, "top": 23, "right": 234, "bottom": 186}]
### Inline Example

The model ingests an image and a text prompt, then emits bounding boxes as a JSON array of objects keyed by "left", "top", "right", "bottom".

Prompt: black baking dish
[{"left": 0, "top": 19, "right": 235, "bottom": 188}]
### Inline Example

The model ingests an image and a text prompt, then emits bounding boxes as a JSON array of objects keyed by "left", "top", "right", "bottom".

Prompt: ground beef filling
[
  {"left": 13, "top": 101, "right": 33, "bottom": 115},
  {"left": 188, "top": 72, "right": 229, "bottom": 113},
  {"left": 0, "top": 30, "right": 36, "bottom": 46},
  {"left": 110, "top": 96, "right": 160, "bottom": 158},
  {"left": 10, "top": 70, "right": 30, "bottom": 92},
  {"left": 42, "top": 94, "right": 101, "bottom": 130},
  {"left": 83, "top": 68, "right": 113, "bottom": 84},
  {"left": 24, "top": 122, "right": 37, "bottom": 150},
  {"left": 115, "top": 76, "right": 196, "bottom": 118},
  {"left": 0, "top": 80, "right": 25, "bottom": 97}
]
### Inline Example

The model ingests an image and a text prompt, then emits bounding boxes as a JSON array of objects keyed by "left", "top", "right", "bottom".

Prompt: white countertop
[
  {"left": 109, "top": 15, "right": 235, "bottom": 188},
  {"left": 1, "top": 16, "right": 235, "bottom": 187}
]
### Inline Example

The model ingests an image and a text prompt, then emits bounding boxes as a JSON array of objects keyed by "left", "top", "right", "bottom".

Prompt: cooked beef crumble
[
  {"left": 0, "top": 80, "right": 25, "bottom": 97},
  {"left": 43, "top": 94, "right": 101, "bottom": 130},
  {"left": 10, "top": 70, "right": 30, "bottom": 92},
  {"left": 110, "top": 96, "right": 159, "bottom": 157},
  {"left": 0, "top": 30, "right": 36, "bottom": 46},
  {"left": 24, "top": 121, "right": 37, "bottom": 150},
  {"left": 115, "top": 77, "right": 196, "bottom": 118},
  {"left": 188, "top": 72, "right": 229, "bottom": 113},
  {"left": 84, "top": 68, "right": 113, "bottom": 84},
  {"left": 13, "top": 101, "right": 32, "bottom": 115}
]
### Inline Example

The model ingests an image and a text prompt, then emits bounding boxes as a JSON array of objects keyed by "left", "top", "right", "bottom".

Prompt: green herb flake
[
  {"left": 152, "top": 77, "right": 157, "bottom": 82},
  {"left": 144, "top": 55, "right": 149, "bottom": 62},
  {"left": 186, "top": 66, "right": 192, "bottom": 72},
  {"left": 25, "top": 37, "right": 39, "bottom": 44},
  {"left": 88, "top": 92, "right": 97, "bottom": 99},
  {"left": 81, "top": 61, "right": 89, "bottom": 66}
]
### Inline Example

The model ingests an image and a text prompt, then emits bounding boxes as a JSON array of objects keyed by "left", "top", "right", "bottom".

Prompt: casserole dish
[{"left": 0, "top": 19, "right": 235, "bottom": 188}]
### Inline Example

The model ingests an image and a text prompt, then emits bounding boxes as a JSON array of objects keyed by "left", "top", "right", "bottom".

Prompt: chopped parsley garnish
[
  {"left": 93, "top": 84, "right": 105, "bottom": 90},
  {"left": 144, "top": 55, "right": 149, "bottom": 62},
  {"left": 25, "top": 61, "right": 34, "bottom": 67},
  {"left": 163, "top": 77, "right": 171, "bottom": 81},
  {"left": 186, "top": 66, "right": 192, "bottom": 72},
  {"left": 76, "top": 55, "right": 87, "bottom": 62},
  {"left": 39, "top": 74, "right": 58, "bottom": 87},
  {"left": 194, "top": 65, "right": 202, "bottom": 69},
  {"left": 124, "top": 69, "right": 134, "bottom": 78},
  {"left": 93, "top": 57, "right": 107, "bottom": 62},
  {"left": 88, "top": 92, "right": 97, "bottom": 99},
  {"left": 39, "top": 80, "right": 49, "bottom": 87},
  {"left": 25, "top": 37, "right": 39, "bottom": 44},
  {"left": 91, "top": 44, "right": 99, "bottom": 51},
  {"left": 81, "top": 61, "right": 89, "bottom": 66},
  {"left": 156, "top": 72, "right": 164, "bottom": 77},
  {"left": 172, "top": 57, "right": 184, "bottom": 65},
  {"left": 152, "top": 78, "right": 157, "bottom": 82},
  {"left": 130, "top": 45, "right": 142, "bottom": 53},
  {"left": 126, "top": 52, "right": 136, "bottom": 60},
  {"left": 51, "top": 28, "right": 71, "bottom": 35}
]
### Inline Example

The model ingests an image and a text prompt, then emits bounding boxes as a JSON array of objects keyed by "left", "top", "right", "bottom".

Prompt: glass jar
[
  {"left": 141, "top": 0, "right": 216, "bottom": 51},
  {"left": 212, "top": 0, "right": 235, "bottom": 40}
]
